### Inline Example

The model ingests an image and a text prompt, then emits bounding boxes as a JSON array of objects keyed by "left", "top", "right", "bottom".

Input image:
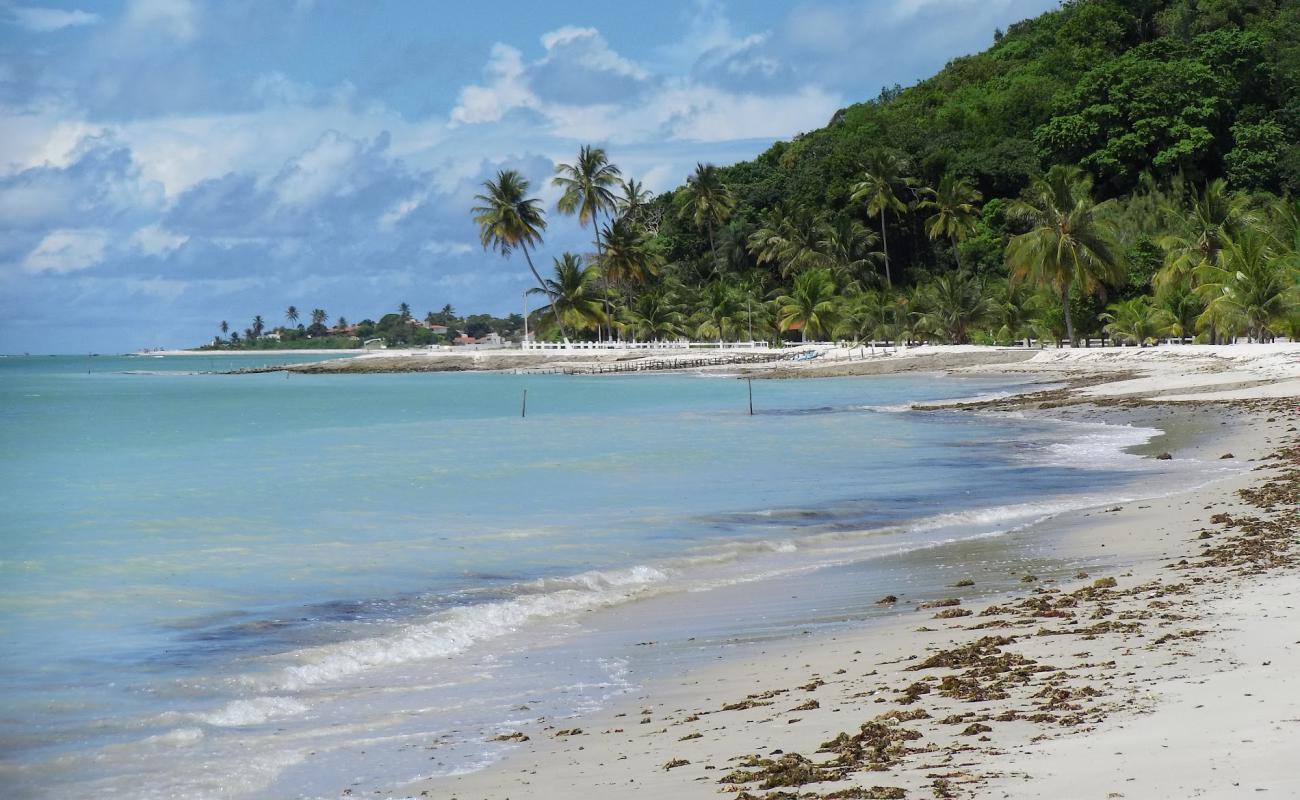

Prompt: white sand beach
[{"left": 379, "top": 347, "right": 1299, "bottom": 800}]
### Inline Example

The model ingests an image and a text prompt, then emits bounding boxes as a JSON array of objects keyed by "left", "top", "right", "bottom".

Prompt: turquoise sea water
[{"left": 0, "top": 354, "right": 1218, "bottom": 798}]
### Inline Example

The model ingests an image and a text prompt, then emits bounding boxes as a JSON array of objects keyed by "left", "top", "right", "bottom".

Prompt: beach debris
[
  {"left": 1092, "top": 577, "right": 1118, "bottom": 589},
  {"left": 721, "top": 753, "right": 840, "bottom": 789},
  {"left": 917, "top": 599, "right": 962, "bottom": 610},
  {"left": 792, "top": 699, "right": 821, "bottom": 712},
  {"left": 488, "top": 731, "right": 529, "bottom": 742},
  {"left": 679, "top": 731, "right": 703, "bottom": 741},
  {"left": 933, "top": 608, "right": 972, "bottom": 619},
  {"left": 952, "top": 579, "right": 975, "bottom": 588},
  {"left": 553, "top": 728, "right": 582, "bottom": 737},
  {"left": 1155, "top": 452, "right": 1172, "bottom": 460},
  {"left": 959, "top": 723, "right": 992, "bottom": 736},
  {"left": 876, "top": 595, "right": 899, "bottom": 605},
  {"left": 1219, "top": 452, "right": 1234, "bottom": 459},
  {"left": 663, "top": 758, "right": 690, "bottom": 770}
]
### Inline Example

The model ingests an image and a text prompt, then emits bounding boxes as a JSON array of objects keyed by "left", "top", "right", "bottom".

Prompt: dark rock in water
[
  {"left": 1156, "top": 452, "right": 1173, "bottom": 460},
  {"left": 1220, "top": 452, "right": 1235, "bottom": 459},
  {"left": 875, "top": 595, "right": 898, "bottom": 605}
]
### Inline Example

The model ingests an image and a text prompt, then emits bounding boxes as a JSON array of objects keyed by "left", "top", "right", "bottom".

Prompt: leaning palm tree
[
  {"left": 775, "top": 269, "right": 840, "bottom": 342},
  {"left": 1194, "top": 228, "right": 1297, "bottom": 342},
  {"left": 285, "top": 306, "right": 299, "bottom": 326},
  {"left": 554, "top": 146, "right": 621, "bottom": 339},
  {"left": 1099, "top": 297, "right": 1174, "bottom": 346},
  {"left": 472, "top": 169, "right": 559, "bottom": 334},
  {"left": 1005, "top": 165, "right": 1122, "bottom": 346},
  {"left": 680, "top": 163, "right": 735, "bottom": 276},
  {"left": 528, "top": 253, "right": 605, "bottom": 338},
  {"left": 850, "top": 149, "right": 914, "bottom": 286},
  {"left": 920, "top": 174, "right": 982, "bottom": 270}
]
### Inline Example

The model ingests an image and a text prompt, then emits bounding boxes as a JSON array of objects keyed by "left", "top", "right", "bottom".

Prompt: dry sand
[{"left": 373, "top": 348, "right": 1299, "bottom": 800}]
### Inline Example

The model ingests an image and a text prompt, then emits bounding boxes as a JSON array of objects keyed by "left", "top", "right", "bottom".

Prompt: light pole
[{"left": 522, "top": 290, "right": 529, "bottom": 345}]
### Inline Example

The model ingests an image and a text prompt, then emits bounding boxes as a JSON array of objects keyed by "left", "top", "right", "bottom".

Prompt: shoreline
[{"left": 385, "top": 376, "right": 1297, "bottom": 798}]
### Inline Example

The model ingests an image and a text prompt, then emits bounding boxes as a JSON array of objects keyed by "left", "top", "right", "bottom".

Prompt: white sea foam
[{"left": 192, "top": 696, "right": 310, "bottom": 727}]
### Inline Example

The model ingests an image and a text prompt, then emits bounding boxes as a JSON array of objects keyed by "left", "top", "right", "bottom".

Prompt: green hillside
[{"left": 476, "top": 0, "right": 1299, "bottom": 346}]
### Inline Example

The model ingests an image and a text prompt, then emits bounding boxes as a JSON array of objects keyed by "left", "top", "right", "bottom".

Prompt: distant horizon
[{"left": 0, "top": 0, "right": 1062, "bottom": 354}]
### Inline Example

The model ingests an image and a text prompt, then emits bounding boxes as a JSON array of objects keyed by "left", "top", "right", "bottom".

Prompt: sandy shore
[{"left": 377, "top": 354, "right": 1298, "bottom": 800}]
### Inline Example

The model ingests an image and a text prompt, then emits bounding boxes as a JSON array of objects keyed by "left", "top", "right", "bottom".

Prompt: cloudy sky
[{"left": 0, "top": 0, "right": 1058, "bottom": 352}]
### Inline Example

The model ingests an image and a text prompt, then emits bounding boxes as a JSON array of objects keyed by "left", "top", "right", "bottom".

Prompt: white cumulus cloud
[{"left": 22, "top": 228, "right": 109, "bottom": 273}]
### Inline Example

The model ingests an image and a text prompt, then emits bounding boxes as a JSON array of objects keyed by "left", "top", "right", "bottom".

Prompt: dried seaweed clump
[
  {"left": 721, "top": 753, "right": 840, "bottom": 789},
  {"left": 817, "top": 715, "right": 924, "bottom": 772}
]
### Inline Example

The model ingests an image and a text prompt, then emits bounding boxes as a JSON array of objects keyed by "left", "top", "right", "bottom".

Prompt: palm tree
[
  {"left": 1156, "top": 179, "right": 1253, "bottom": 344},
  {"left": 397, "top": 302, "right": 411, "bottom": 322},
  {"left": 775, "top": 269, "right": 840, "bottom": 342},
  {"left": 621, "top": 288, "right": 685, "bottom": 341},
  {"left": 991, "top": 281, "right": 1046, "bottom": 346},
  {"left": 920, "top": 174, "right": 982, "bottom": 270},
  {"left": 598, "top": 218, "right": 663, "bottom": 291},
  {"left": 836, "top": 289, "right": 902, "bottom": 346},
  {"left": 1194, "top": 228, "right": 1297, "bottom": 342},
  {"left": 820, "top": 216, "right": 882, "bottom": 291},
  {"left": 311, "top": 308, "right": 327, "bottom": 327},
  {"left": 528, "top": 253, "right": 605, "bottom": 337},
  {"left": 693, "top": 282, "right": 744, "bottom": 342},
  {"left": 1005, "top": 165, "right": 1122, "bottom": 346},
  {"left": 230, "top": 331, "right": 241, "bottom": 344},
  {"left": 616, "top": 177, "right": 651, "bottom": 222},
  {"left": 440, "top": 304, "right": 456, "bottom": 324},
  {"left": 1099, "top": 297, "right": 1173, "bottom": 346},
  {"left": 251, "top": 315, "right": 265, "bottom": 338},
  {"left": 1154, "top": 279, "right": 1203, "bottom": 343},
  {"left": 424, "top": 311, "right": 438, "bottom": 327},
  {"left": 554, "top": 146, "right": 621, "bottom": 340},
  {"left": 747, "top": 207, "right": 828, "bottom": 278},
  {"left": 850, "top": 150, "right": 914, "bottom": 286},
  {"left": 473, "top": 170, "right": 560, "bottom": 334},
  {"left": 336, "top": 316, "right": 348, "bottom": 330},
  {"left": 219, "top": 320, "right": 229, "bottom": 336},
  {"left": 285, "top": 306, "right": 299, "bottom": 326},
  {"left": 920, "top": 272, "right": 994, "bottom": 344},
  {"left": 680, "top": 163, "right": 735, "bottom": 276}
]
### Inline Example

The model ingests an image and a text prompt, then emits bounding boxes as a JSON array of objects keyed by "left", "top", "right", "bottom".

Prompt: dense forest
[{"left": 474, "top": 0, "right": 1299, "bottom": 347}]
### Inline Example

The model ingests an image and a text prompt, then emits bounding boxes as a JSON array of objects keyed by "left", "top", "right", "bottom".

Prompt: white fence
[{"left": 521, "top": 340, "right": 771, "bottom": 352}]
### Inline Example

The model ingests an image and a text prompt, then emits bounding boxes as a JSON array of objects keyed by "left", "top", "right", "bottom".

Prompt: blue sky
[{"left": 0, "top": 0, "right": 1059, "bottom": 352}]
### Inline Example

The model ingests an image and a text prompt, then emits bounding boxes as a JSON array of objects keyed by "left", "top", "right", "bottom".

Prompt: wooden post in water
[
  {"left": 747, "top": 378, "right": 753, "bottom": 415},
  {"left": 521, "top": 388, "right": 528, "bottom": 419}
]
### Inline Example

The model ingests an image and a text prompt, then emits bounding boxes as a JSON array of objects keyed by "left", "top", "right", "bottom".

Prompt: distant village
[{"left": 202, "top": 304, "right": 528, "bottom": 351}]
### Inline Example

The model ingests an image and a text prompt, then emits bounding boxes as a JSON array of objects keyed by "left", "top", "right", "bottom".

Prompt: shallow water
[{"left": 0, "top": 355, "right": 1221, "bottom": 798}]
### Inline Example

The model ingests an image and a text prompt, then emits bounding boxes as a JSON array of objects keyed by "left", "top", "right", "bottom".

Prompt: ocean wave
[{"left": 258, "top": 566, "right": 671, "bottom": 692}]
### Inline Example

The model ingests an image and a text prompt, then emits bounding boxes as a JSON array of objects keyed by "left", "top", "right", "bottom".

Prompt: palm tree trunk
[
  {"left": 522, "top": 245, "right": 568, "bottom": 341},
  {"left": 1061, "top": 285, "right": 1075, "bottom": 347},
  {"left": 592, "top": 210, "right": 608, "bottom": 342},
  {"left": 951, "top": 233, "right": 962, "bottom": 272},
  {"left": 880, "top": 213, "right": 891, "bottom": 287},
  {"left": 707, "top": 221, "right": 718, "bottom": 277}
]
